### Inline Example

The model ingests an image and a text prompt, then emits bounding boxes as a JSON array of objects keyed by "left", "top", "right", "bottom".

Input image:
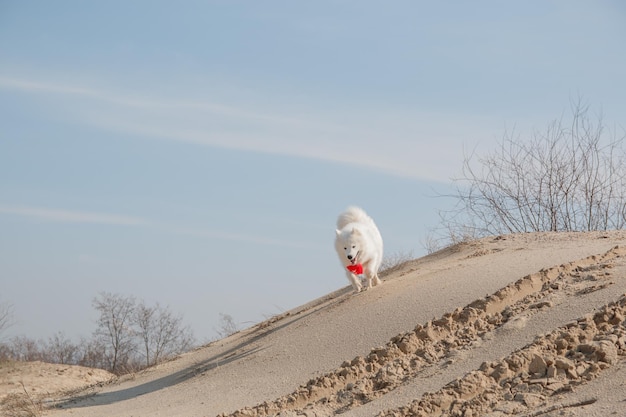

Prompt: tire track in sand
[
  {"left": 381, "top": 292, "right": 626, "bottom": 416},
  {"left": 219, "top": 246, "right": 625, "bottom": 417}
]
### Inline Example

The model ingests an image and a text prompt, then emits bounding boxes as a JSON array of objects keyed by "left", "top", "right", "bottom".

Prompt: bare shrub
[
  {"left": 0, "top": 299, "right": 15, "bottom": 338},
  {"left": 421, "top": 231, "right": 443, "bottom": 255},
  {"left": 423, "top": 223, "right": 481, "bottom": 255},
  {"left": 2, "top": 293, "right": 196, "bottom": 375},
  {"left": 0, "top": 343, "right": 11, "bottom": 362},
  {"left": 93, "top": 293, "right": 196, "bottom": 373},
  {"left": 380, "top": 250, "right": 414, "bottom": 276},
  {"left": 0, "top": 382, "right": 43, "bottom": 417},
  {"left": 76, "top": 337, "right": 108, "bottom": 370},
  {"left": 92, "top": 292, "right": 137, "bottom": 374},
  {"left": 134, "top": 302, "right": 157, "bottom": 367},
  {"left": 134, "top": 302, "right": 195, "bottom": 367},
  {"left": 3, "top": 336, "right": 43, "bottom": 362},
  {"left": 215, "top": 313, "right": 238, "bottom": 338},
  {"left": 442, "top": 101, "right": 626, "bottom": 240},
  {"left": 42, "top": 332, "right": 78, "bottom": 365}
]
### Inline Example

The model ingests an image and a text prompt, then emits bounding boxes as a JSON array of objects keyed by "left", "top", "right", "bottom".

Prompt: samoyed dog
[{"left": 334, "top": 206, "right": 383, "bottom": 292}]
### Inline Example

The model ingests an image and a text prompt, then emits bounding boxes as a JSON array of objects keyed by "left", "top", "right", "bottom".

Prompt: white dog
[{"left": 334, "top": 206, "right": 383, "bottom": 292}]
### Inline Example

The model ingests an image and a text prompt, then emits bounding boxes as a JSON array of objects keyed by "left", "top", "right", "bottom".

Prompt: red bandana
[{"left": 346, "top": 264, "right": 363, "bottom": 274}]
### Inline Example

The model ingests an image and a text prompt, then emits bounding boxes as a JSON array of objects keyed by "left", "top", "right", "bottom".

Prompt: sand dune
[
  {"left": 0, "top": 361, "right": 113, "bottom": 413},
  {"left": 7, "top": 231, "right": 626, "bottom": 417}
]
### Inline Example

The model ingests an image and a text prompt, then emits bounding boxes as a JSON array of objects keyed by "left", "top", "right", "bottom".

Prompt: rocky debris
[{"left": 219, "top": 246, "right": 624, "bottom": 417}]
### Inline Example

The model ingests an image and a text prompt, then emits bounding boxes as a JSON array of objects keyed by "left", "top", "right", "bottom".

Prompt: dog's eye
[
  {"left": 352, "top": 245, "right": 356, "bottom": 248},
  {"left": 344, "top": 247, "right": 347, "bottom": 250}
]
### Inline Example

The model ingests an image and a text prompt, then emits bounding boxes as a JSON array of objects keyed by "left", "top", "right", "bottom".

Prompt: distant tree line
[{"left": 0, "top": 292, "right": 195, "bottom": 375}]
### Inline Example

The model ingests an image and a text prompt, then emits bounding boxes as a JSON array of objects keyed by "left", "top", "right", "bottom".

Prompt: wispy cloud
[
  {"left": 0, "top": 77, "right": 101, "bottom": 97},
  {"left": 0, "top": 204, "right": 147, "bottom": 226},
  {"left": 3, "top": 77, "right": 298, "bottom": 123},
  {"left": 0, "top": 75, "right": 479, "bottom": 182},
  {"left": 0, "top": 203, "right": 318, "bottom": 248},
  {"left": 160, "top": 225, "right": 320, "bottom": 249},
  {"left": 0, "top": 76, "right": 328, "bottom": 130}
]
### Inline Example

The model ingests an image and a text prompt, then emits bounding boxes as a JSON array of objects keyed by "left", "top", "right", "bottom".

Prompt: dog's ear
[
  {"left": 351, "top": 227, "right": 361, "bottom": 236},
  {"left": 335, "top": 229, "right": 341, "bottom": 236}
]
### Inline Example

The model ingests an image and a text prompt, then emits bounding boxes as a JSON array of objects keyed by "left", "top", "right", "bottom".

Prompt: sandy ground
[
  {"left": 3, "top": 231, "right": 626, "bottom": 417},
  {"left": 0, "top": 361, "right": 113, "bottom": 414}
]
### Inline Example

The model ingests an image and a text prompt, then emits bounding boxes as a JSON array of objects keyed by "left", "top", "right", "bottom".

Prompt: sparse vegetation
[
  {"left": 1, "top": 382, "right": 44, "bottom": 417},
  {"left": 215, "top": 313, "right": 239, "bottom": 338},
  {"left": 92, "top": 292, "right": 137, "bottom": 374},
  {"left": 436, "top": 100, "right": 626, "bottom": 249},
  {"left": 43, "top": 332, "right": 78, "bottom": 365},
  {"left": 380, "top": 250, "right": 414, "bottom": 276},
  {"left": 91, "top": 292, "right": 196, "bottom": 374},
  {"left": 0, "top": 293, "right": 195, "bottom": 376},
  {"left": 0, "top": 299, "right": 15, "bottom": 339},
  {"left": 134, "top": 300, "right": 195, "bottom": 367}
]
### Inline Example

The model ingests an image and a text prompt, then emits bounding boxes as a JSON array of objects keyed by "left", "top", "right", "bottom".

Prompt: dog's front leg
[
  {"left": 364, "top": 263, "right": 382, "bottom": 288},
  {"left": 363, "top": 273, "right": 373, "bottom": 289},
  {"left": 345, "top": 271, "right": 362, "bottom": 292}
]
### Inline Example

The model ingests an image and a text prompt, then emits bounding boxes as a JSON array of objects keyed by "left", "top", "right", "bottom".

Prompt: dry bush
[
  {"left": 2, "top": 293, "right": 196, "bottom": 376},
  {"left": 92, "top": 292, "right": 137, "bottom": 374},
  {"left": 2, "top": 336, "right": 43, "bottom": 362},
  {"left": 215, "top": 313, "right": 239, "bottom": 338},
  {"left": 0, "top": 300, "right": 15, "bottom": 338},
  {"left": 422, "top": 224, "right": 479, "bottom": 254},
  {"left": 380, "top": 250, "right": 414, "bottom": 277},
  {"left": 42, "top": 332, "right": 78, "bottom": 365},
  {"left": 1, "top": 383, "right": 44, "bottom": 417},
  {"left": 440, "top": 100, "right": 626, "bottom": 242},
  {"left": 134, "top": 301, "right": 195, "bottom": 367},
  {"left": 93, "top": 292, "right": 196, "bottom": 374}
]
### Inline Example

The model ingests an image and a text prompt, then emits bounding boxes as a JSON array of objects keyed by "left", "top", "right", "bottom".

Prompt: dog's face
[{"left": 335, "top": 228, "right": 362, "bottom": 264}]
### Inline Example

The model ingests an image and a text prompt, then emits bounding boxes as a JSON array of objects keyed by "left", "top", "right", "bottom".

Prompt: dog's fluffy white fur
[{"left": 334, "top": 206, "right": 383, "bottom": 292}]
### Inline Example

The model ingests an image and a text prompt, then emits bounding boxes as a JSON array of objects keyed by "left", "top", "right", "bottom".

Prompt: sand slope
[{"left": 36, "top": 231, "right": 626, "bottom": 416}]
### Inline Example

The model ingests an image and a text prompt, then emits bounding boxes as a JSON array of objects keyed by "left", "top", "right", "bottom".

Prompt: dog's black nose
[{"left": 347, "top": 255, "right": 353, "bottom": 260}]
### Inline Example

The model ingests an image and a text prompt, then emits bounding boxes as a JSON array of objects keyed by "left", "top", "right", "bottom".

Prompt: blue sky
[{"left": 1, "top": 1, "right": 625, "bottom": 342}]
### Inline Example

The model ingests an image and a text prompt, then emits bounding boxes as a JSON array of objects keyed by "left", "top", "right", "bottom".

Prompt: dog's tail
[{"left": 336, "top": 206, "right": 371, "bottom": 229}]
